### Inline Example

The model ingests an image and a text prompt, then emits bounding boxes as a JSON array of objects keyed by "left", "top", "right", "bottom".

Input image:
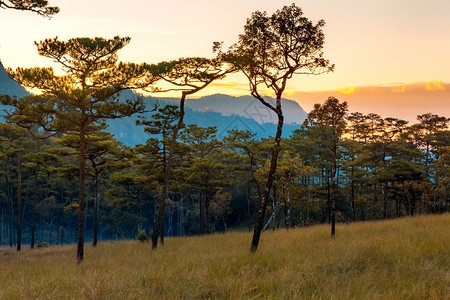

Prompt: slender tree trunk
[
  {"left": 136, "top": 196, "right": 141, "bottom": 232},
  {"left": 200, "top": 190, "right": 205, "bottom": 235},
  {"left": 48, "top": 217, "right": 53, "bottom": 244},
  {"left": 327, "top": 170, "right": 331, "bottom": 224},
  {"left": 152, "top": 93, "right": 186, "bottom": 249},
  {"left": 382, "top": 158, "right": 388, "bottom": 219},
  {"left": 285, "top": 189, "right": 291, "bottom": 229},
  {"left": 360, "top": 182, "right": 366, "bottom": 221},
  {"left": 77, "top": 130, "right": 86, "bottom": 263},
  {"left": 351, "top": 166, "right": 356, "bottom": 221},
  {"left": 246, "top": 186, "right": 251, "bottom": 232},
  {"left": 205, "top": 188, "right": 211, "bottom": 233},
  {"left": 382, "top": 182, "right": 388, "bottom": 219},
  {"left": 17, "top": 155, "right": 22, "bottom": 251},
  {"left": 331, "top": 149, "right": 337, "bottom": 238},
  {"left": 250, "top": 110, "right": 283, "bottom": 252},
  {"left": 0, "top": 206, "right": 3, "bottom": 245},
  {"left": 31, "top": 167, "right": 38, "bottom": 249},
  {"left": 6, "top": 161, "right": 13, "bottom": 248},
  {"left": 93, "top": 173, "right": 99, "bottom": 247},
  {"left": 272, "top": 187, "right": 277, "bottom": 231}
]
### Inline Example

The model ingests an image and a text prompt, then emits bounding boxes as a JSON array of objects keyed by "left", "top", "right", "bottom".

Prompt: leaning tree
[
  {"left": 225, "top": 4, "right": 334, "bottom": 252},
  {"left": 6, "top": 36, "right": 155, "bottom": 262}
]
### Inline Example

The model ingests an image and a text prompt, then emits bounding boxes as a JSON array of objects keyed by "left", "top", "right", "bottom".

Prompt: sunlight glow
[
  {"left": 391, "top": 86, "right": 406, "bottom": 93},
  {"left": 337, "top": 87, "right": 355, "bottom": 95},
  {"left": 424, "top": 80, "right": 446, "bottom": 91}
]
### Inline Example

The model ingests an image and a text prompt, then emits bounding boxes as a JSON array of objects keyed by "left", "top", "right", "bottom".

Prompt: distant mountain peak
[
  {"left": 183, "top": 94, "right": 307, "bottom": 125},
  {"left": 0, "top": 61, "right": 29, "bottom": 98}
]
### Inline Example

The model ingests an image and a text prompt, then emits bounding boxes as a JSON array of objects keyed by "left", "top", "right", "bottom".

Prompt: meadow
[{"left": 0, "top": 214, "right": 448, "bottom": 299}]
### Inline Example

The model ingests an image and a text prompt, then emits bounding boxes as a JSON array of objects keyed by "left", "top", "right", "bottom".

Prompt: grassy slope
[{"left": 0, "top": 214, "right": 448, "bottom": 299}]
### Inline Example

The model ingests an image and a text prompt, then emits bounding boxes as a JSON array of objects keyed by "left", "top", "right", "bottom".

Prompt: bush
[
  {"left": 137, "top": 229, "right": 149, "bottom": 242},
  {"left": 36, "top": 241, "right": 48, "bottom": 248}
]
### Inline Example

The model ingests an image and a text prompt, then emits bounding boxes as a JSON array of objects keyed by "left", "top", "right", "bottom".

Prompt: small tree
[
  {"left": 303, "top": 97, "right": 348, "bottom": 237},
  {"left": 226, "top": 4, "right": 333, "bottom": 252}
]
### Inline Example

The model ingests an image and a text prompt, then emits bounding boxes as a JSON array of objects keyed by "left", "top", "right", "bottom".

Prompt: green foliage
[
  {"left": 136, "top": 229, "right": 149, "bottom": 242},
  {"left": 0, "top": 4, "right": 448, "bottom": 250},
  {"left": 35, "top": 241, "right": 48, "bottom": 248}
]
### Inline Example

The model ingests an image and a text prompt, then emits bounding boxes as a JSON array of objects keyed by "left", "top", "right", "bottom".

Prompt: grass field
[{"left": 0, "top": 214, "right": 449, "bottom": 299}]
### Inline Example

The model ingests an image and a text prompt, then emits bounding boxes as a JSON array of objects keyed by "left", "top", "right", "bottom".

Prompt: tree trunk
[
  {"left": 247, "top": 186, "right": 251, "bottom": 232},
  {"left": 272, "top": 187, "right": 276, "bottom": 231},
  {"left": 382, "top": 181, "right": 388, "bottom": 219},
  {"left": 77, "top": 131, "right": 86, "bottom": 263},
  {"left": 331, "top": 150, "right": 337, "bottom": 238},
  {"left": 351, "top": 166, "right": 356, "bottom": 221},
  {"left": 17, "top": 155, "right": 22, "bottom": 251},
  {"left": 250, "top": 110, "right": 283, "bottom": 252},
  {"left": 31, "top": 166, "right": 38, "bottom": 249},
  {"left": 6, "top": 161, "right": 13, "bottom": 248},
  {"left": 199, "top": 190, "right": 205, "bottom": 235},
  {"left": 93, "top": 173, "right": 99, "bottom": 247},
  {"left": 136, "top": 196, "right": 141, "bottom": 232},
  {"left": 382, "top": 158, "right": 388, "bottom": 219},
  {"left": 285, "top": 189, "right": 291, "bottom": 229},
  {"left": 326, "top": 170, "right": 331, "bottom": 224},
  {"left": 152, "top": 93, "right": 186, "bottom": 249},
  {"left": 0, "top": 206, "right": 3, "bottom": 245}
]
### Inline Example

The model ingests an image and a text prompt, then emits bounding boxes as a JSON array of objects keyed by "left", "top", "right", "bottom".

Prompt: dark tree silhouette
[{"left": 0, "top": 0, "right": 59, "bottom": 17}]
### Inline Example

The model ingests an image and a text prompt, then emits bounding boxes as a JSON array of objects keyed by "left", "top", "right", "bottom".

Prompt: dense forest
[{"left": 0, "top": 105, "right": 448, "bottom": 247}]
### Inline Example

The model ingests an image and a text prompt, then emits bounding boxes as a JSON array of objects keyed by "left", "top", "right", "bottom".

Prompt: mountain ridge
[
  {"left": 0, "top": 61, "right": 29, "bottom": 98},
  {"left": 0, "top": 64, "right": 307, "bottom": 145}
]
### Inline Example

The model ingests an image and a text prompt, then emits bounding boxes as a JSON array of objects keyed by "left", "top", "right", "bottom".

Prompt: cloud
[
  {"left": 423, "top": 80, "right": 446, "bottom": 91},
  {"left": 208, "top": 81, "right": 249, "bottom": 92},
  {"left": 337, "top": 87, "right": 356, "bottom": 95},
  {"left": 289, "top": 81, "right": 450, "bottom": 123}
]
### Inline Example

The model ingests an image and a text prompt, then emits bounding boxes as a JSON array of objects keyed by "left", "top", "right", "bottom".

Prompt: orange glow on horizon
[
  {"left": 424, "top": 80, "right": 446, "bottom": 91},
  {"left": 337, "top": 87, "right": 355, "bottom": 95},
  {"left": 391, "top": 86, "right": 406, "bottom": 93}
]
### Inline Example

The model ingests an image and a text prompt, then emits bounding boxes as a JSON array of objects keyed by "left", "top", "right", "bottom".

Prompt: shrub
[
  {"left": 137, "top": 230, "right": 149, "bottom": 242},
  {"left": 36, "top": 241, "right": 48, "bottom": 248}
]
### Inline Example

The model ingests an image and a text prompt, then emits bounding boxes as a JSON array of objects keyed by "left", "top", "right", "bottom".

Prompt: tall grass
[{"left": 0, "top": 214, "right": 448, "bottom": 299}]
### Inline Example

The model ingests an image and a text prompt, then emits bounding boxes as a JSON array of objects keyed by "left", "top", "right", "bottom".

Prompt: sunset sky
[{"left": 1, "top": 0, "right": 449, "bottom": 122}]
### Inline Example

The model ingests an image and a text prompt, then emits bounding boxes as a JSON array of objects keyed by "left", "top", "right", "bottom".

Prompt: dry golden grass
[{"left": 1, "top": 214, "right": 449, "bottom": 299}]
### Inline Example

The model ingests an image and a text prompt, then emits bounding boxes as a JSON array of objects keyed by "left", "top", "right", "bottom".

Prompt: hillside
[
  {"left": 1, "top": 214, "right": 448, "bottom": 299},
  {"left": 0, "top": 61, "right": 29, "bottom": 98}
]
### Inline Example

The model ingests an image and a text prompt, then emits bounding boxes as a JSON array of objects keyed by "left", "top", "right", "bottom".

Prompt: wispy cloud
[
  {"left": 289, "top": 81, "right": 450, "bottom": 123},
  {"left": 208, "top": 81, "right": 249, "bottom": 92}
]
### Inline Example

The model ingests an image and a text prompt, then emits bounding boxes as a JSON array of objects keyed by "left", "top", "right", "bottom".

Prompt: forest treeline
[
  {"left": 0, "top": 105, "right": 448, "bottom": 247},
  {"left": 1, "top": 3, "right": 449, "bottom": 263}
]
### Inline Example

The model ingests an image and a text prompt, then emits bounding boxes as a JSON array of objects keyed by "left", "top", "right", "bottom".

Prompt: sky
[{"left": 1, "top": 0, "right": 449, "bottom": 122}]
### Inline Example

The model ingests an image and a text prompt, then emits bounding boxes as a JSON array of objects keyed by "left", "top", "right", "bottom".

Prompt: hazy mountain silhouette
[
  {"left": 0, "top": 65, "right": 308, "bottom": 145},
  {"left": 0, "top": 61, "right": 29, "bottom": 97},
  {"left": 108, "top": 91, "right": 307, "bottom": 146},
  {"left": 163, "top": 93, "right": 307, "bottom": 125}
]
